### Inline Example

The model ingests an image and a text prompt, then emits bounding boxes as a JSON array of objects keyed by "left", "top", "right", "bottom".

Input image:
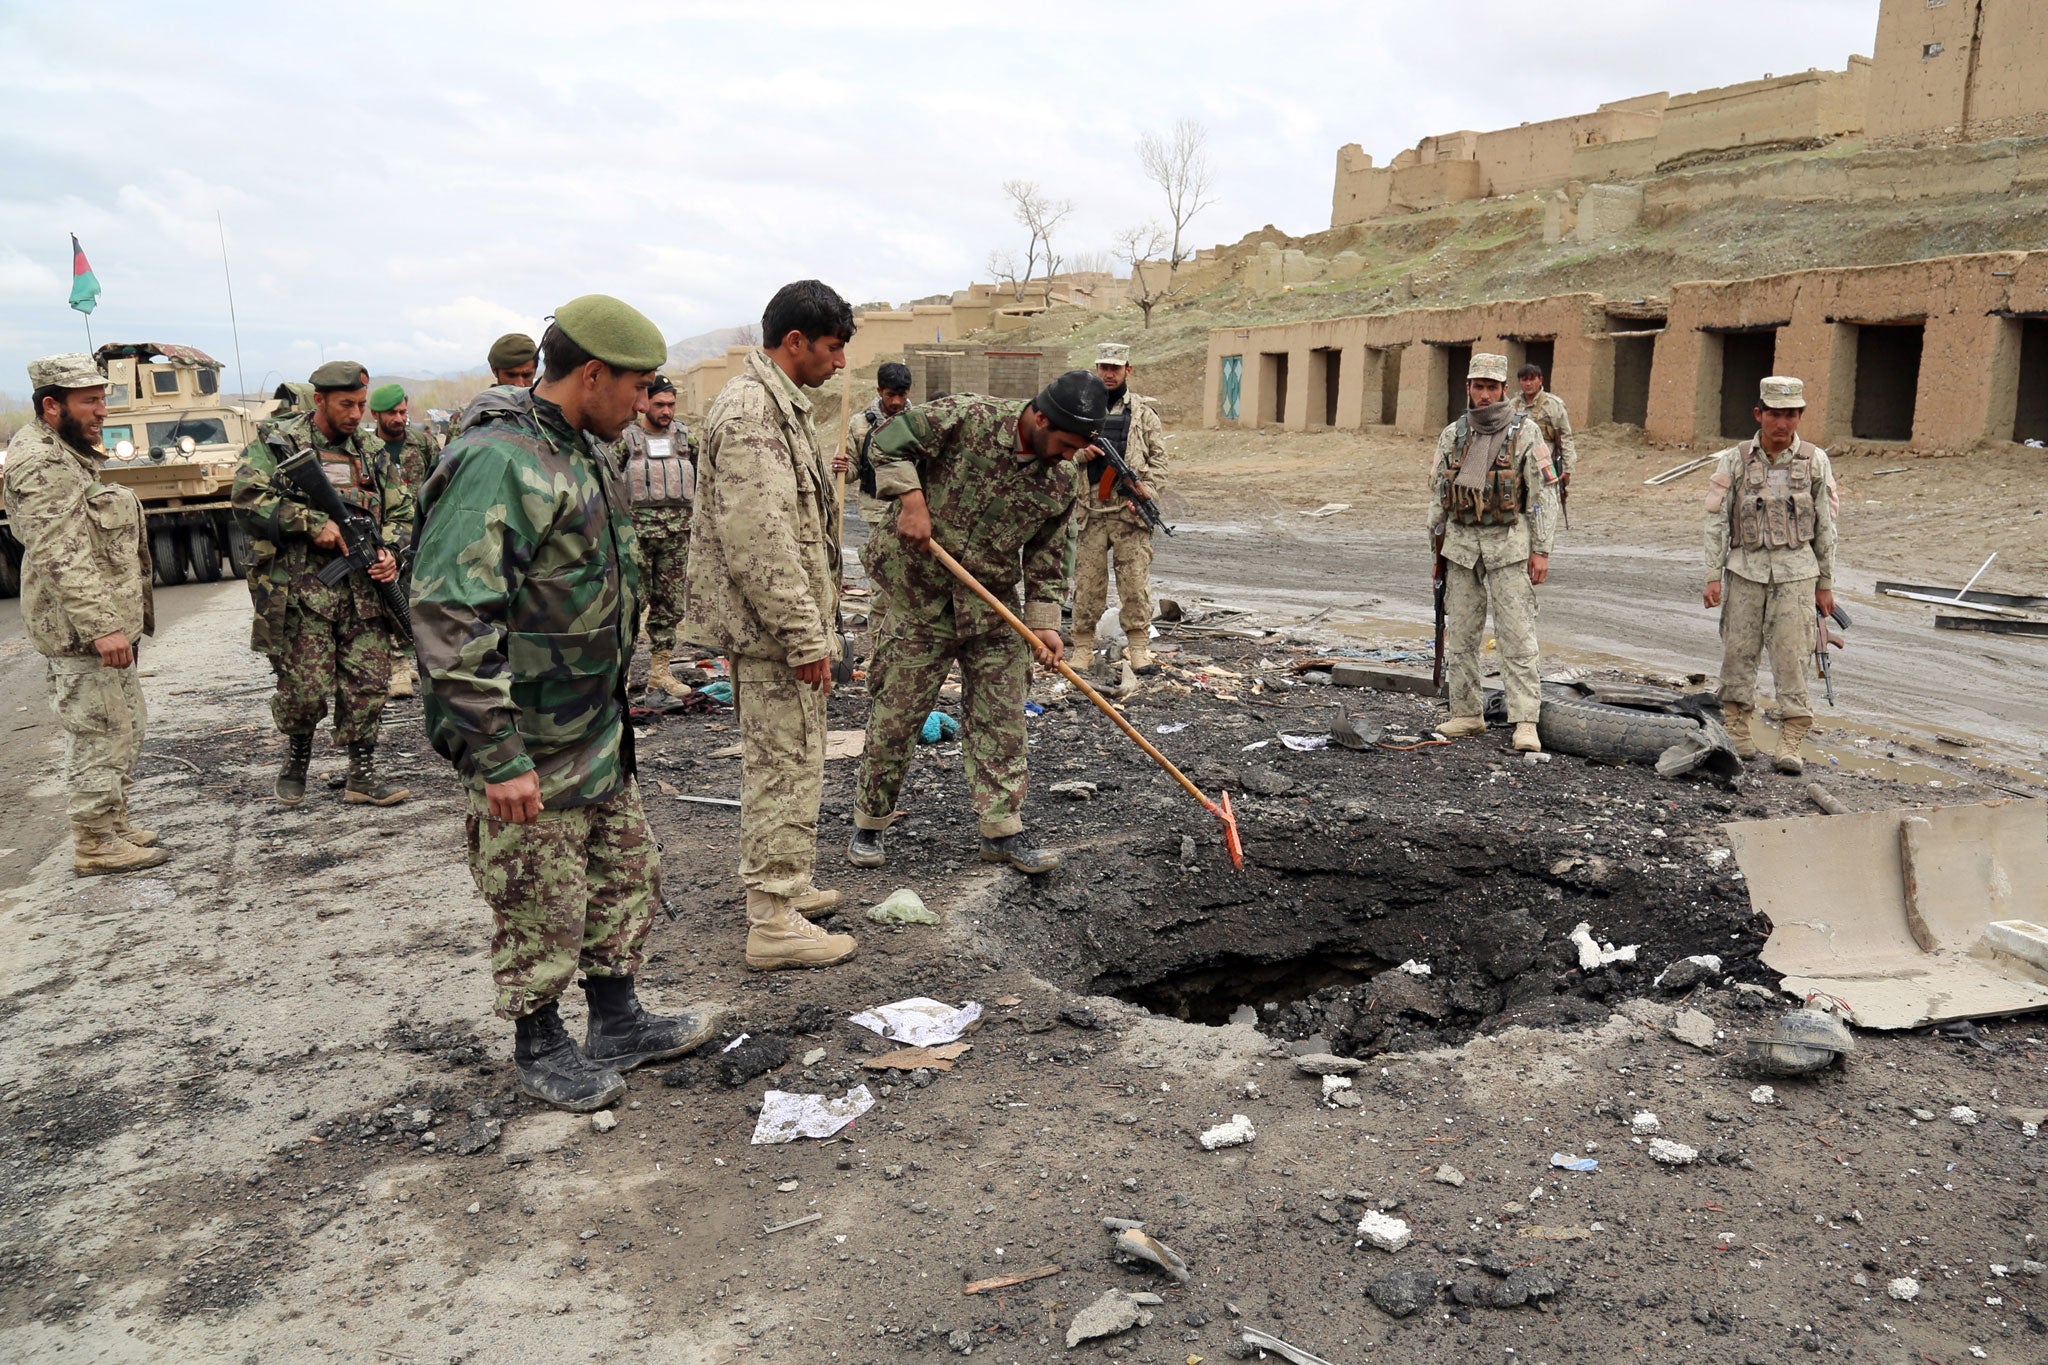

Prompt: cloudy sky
[{"left": 0, "top": 0, "right": 1875, "bottom": 398}]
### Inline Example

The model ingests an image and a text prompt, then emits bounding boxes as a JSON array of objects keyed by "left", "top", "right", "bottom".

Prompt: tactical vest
[
  {"left": 1084, "top": 403, "right": 1135, "bottom": 497},
  {"left": 267, "top": 432, "right": 383, "bottom": 521},
  {"left": 1731, "top": 440, "right": 1816, "bottom": 551},
  {"left": 856, "top": 407, "right": 885, "bottom": 498},
  {"left": 1441, "top": 414, "right": 1527, "bottom": 527},
  {"left": 625, "top": 426, "right": 691, "bottom": 508}
]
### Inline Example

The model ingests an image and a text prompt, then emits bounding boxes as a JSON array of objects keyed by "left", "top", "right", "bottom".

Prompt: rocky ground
[{"left": 4, "top": 544, "right": 2047, "bottom": 1364}]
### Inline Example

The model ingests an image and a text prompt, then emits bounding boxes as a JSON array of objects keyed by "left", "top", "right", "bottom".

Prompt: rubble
[
  {"left": 1367, "top": 1268, "right": 1438, "bottom": 1318},
  {"left": 1064, "top": 1289, "right": 1160, "bottom": 1347},
  {"left": 1355, "top": 1210, "right": 1412, "bottom": 1252},
  {"left": 1199, "top": 1114, "right": 1256, "bottom": 1150},
  {"left": 1667, "top": 1009, "right": 1717, "bottom": 1050},
  {"left": 1647, "top": 1138, "right": 1698, "bottom": 1165}
]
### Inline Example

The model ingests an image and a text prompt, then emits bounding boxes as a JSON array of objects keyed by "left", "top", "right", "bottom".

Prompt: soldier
[
  {"left": 1427, "top": 353, "right": 1558, "bottom": 753},
  {"left": 231, "top": 361, "right": 413, "bottom": 807},
  {"left": 451, "top": 333, "right": 540, "bottom": 438},
  {"left": 367, "top": 383, "right": 441, "bottom": 700},
  {"left": 686, "top": 280, "right": 856, "bottom": 972},
  {"left": 1071, "top": 342, "right": 1169, "bottom": 676},
  {"left": 843, "top": 361, "right": 914, "bottom": 636},
  {"left": 1703, "top": 376, "right": 1839, "bottom": 776},
  {"left": 848, "top": 371, "right": 1102, "bottom": 876},
  {"left": 617, "top": 374, "right": 697, "bottom": 697},
  {"left": 4, "top": 353, "right": 167, "bottom": 876},
  {"left": 414, "top": 295, "right": 718, "bottom": 1112},
  {"left": 1513, "top": 362, "right": 1577, "bottom": 488}
]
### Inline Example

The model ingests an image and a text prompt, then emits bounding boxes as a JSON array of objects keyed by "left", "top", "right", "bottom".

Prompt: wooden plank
[{"left": 962, "top": 1263, "right": 1061, "bottom": 1295}]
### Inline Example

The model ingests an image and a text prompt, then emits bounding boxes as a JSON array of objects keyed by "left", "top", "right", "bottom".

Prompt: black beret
[
  {"left": 1032, "top": 369, "right": 1106, "bottom": 438},
  {"left": 647, "top": 374, "right": 676, "bottom": 396}
]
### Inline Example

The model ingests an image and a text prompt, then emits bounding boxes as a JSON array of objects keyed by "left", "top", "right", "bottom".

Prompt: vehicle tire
[
  {"left": 186, "top": 520, "right": 222, "bottom": 583},
  {"left": 0, "top": 532, "right": 20, "bottom": 599},
  {"left": 1516, "top": 687, "right": 1708, "bottom": 766},
  {"left": 152, "top": 526, "right": 188, "bottom": 587},
  {"left": 225, "top": 519, "right": 256, "bottom": 579}
]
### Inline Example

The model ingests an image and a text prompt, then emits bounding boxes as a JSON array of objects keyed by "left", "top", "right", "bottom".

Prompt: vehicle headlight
[
  {"left": 178, "top": 436, "right": 197, "bottom": 455},
  {"left": 115, "top": 439, "right": 135, "bottom": 459}
]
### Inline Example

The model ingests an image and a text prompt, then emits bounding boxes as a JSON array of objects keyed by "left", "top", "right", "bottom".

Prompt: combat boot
[
  {"left": 645, "top": 648, "right": 692, "bottom": 699},
  {"left": 1721, "top": 701, "right": 1758, "bottom": 759},
  {"left": 847, "top": 827, "right": 887, "bottom": 868},
  {"left": 112, "top": 808, "right": 158, "bottom": 848},
  {"left": 1436, "top": 716, "right": 1488, "bottom": 739},
  {"left": 1512, "top": 722, "right": 1543, "bottom": 753},
  {"left": 979, "top": 831, "right": 1060, "bottom": 875},
  {"left": 386, "top": 666, "right": 416, "bottom": 699},
  {"left": 745, "top": 889, "right": 858, "bottom": 971},
  {"left": 1124, "top": 643, "right": 1161, "bottom": 677},
  {"left": 789, "top": 886, "right": 843, "bottom": 920},
  {"left": 343, "top": 740, "right": 410, "bottom": 806},
  {"left": 274, "top": 733, "right": 314, "bottom": 806},
  {"left": 1069, "top": 632, "right": 1098, "bottom": 673},
  {"left": 580, "top": 975, "right": 720, "bottom": 1071},
  {"left": 72, "top": 821, "right": 169, "bottom": 877},
  {"left": 513, "top": 1000, "right": 626, "bottom": 1112},
  {"left": 1774, "top": 715, "right": 1813, "bottom": 776}
]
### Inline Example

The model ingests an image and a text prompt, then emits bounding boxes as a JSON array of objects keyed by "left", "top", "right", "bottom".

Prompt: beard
[{"left": 57, "top": 414, "right": 98, "bottom": 452}]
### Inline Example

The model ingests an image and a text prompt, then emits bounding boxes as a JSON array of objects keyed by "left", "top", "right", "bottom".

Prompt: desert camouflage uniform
[
  {"left": 1704, "top": 436, "right": 1838, "bottom": 721},
  {"left": 412, "top": 388, "right": 646, "bottom": 1019},
  {"left": 3, "top": 418, "right": 154, "bottom": 826},
  {"left": 618, "top": 417, "right": 695, "bottom": 648},
  {"left": 1512, "top": 388, "right": 1577, "bottom": 477},
  {"left": 1426, "top": 410, "right": 1558, "bottom": 723},
  {"left": 855, "top": 395, "right": 1077, "bottom": 839},
  {"left": 683, "top": 349, "right": 840, "bottom": 897},
  {"left": 231, "top": 411, "right": 412, "bottom": 744},
  {"left": 1072, "top": 389, "right": 1167, "bottom": 643}
]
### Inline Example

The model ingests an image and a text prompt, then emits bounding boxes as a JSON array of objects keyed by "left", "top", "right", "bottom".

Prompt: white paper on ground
[
  {"left": 750, "top": 1086, "right": 876, "bottom": 1144},
  {"left": 847, "top": 997, "right": 983, "bottom": 1046},
  {"left": 1280, "top": 734, "right": 1330, "bottom": 751}
]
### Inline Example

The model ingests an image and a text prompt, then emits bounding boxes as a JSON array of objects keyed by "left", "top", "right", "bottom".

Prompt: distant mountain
[{"left": 667, "top": 326, "right": 756, "bottom": 369}]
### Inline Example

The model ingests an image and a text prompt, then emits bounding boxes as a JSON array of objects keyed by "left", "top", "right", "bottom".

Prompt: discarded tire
[{"left": 1486, "top": 683, "right": 1742, "bottom": 780}]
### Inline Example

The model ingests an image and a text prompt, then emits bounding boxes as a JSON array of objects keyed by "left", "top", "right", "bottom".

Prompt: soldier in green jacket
[
  {"left": 847, "top": 372, "right": 1101, "bottom": 875},
  {"left": 231, "top": 361, "right": 413, "bottom": 807},
  {"left": 367, "top": 382, "right": 441, "bottom": 700},
  {"left": 412, "top": 295, "right": 719, "bottom": 1113}
]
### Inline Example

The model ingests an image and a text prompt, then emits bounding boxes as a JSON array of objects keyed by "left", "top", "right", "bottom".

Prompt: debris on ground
[
  {"left": 865, "top": 888, "right": 939, "bottom": 925},
  {"left": 591, "top": 1111, "right": 618, "bottom": 1133},
  {"left": 1655, "top": 954, "right": 1723, "bottom": 990},
  {"left": 861, "top": 1042, "right": 970, "bottom": 1072},
  {"left": 848, "top": 997, "right": 982, "bottom": 1045},
  {"left": 1570, "top": 921, "right": 1639, "bottom": 970},
  {"left": 1065, "top": 1288, "right": 1161, "bottom": 1347},
  {"left": 1668, "top": 1009, "right": 1717, "bottom": 1050},
  {"left": 1240, "top": 1325, "right": 1342, "bottom": 1365},
  {"left": 1368, "top": 1267, "right": 1440, "bottom": 1318},
  {"left": 1550, "top": 1153, "right": 1598, "bottom": 1172},
  {"left": 1104, "top": 1218, "right": 1191, "bottom": 1283},
  {"left": 1746, "top": 1008, "right": 1855, "bottom": 1076},
  {"left": 1355, "top": 1210, "right": 1412, "bottom": 1252},
  {"left": 1198, "top": 1114, "right": 1256, "bottom": 1150},
  {"left": 1647, "top": 1138, "right": 1699, "bottom": 1165},
  {"left": 1889, "top": 1277, "right": 1922, "bottom": 1301},
  {"left": 713, "top": 1034, "right": 791, "bottom": 1087},
  {"left": 750, "top": 1086, "right": 875, "bottom": 1144},
  {"left": 1434, "top": 1164, "right": 1466, "bottom": 1186}
]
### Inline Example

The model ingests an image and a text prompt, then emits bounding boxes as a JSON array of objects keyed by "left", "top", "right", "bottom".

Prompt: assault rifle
[
  {"left": 1431, "top": 549, "right": 1448, "bottom": 694},
  {"left": 275, "top": 446, "right": 413, "bottom": 645},
  {"left": 1814, "top": 601, "right": 1851, "bottom": 707},
  {"left": 1090, "top": 434, "right": 1173, "bottom": 536}
]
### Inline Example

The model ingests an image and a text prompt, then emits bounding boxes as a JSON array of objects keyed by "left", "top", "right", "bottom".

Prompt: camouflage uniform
[
  {"left": 1704, "top": 435, "right": 1839, "bottom": 722},
  {"left": 374, "top": 423, "right": 444, "bottom": 497},
  {"left": 1426, "top": 408, "right": 1558, "bottom": 723},
  {"left": 1511, "top": 388, "right": 1577, "bottom": 477},
  {"left": 618, "top": 417, "right": 695, "bottom": 648},
  {"left": 1072, "top": 389, "right": 1167, "bottom": 646},
  {"left": 2, "top": 417, "right": 154, "bottom": 827},
  {"left": 412, "top": 388, "right": 647, "bottom": 1018},
  {"left": 683, "top": 349, "right": 840, "bottom": 897},
  {"left": 846, "top": 401, "right": 901, "bottom": 636},
  {"left": 854, "top": 395, "right": 1077, "bottom": 839},
  {"left": 231, "top": 411, "right": 412, "bottom": 743}
]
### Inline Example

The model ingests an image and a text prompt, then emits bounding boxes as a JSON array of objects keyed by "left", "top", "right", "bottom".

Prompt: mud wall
[{"left": 1863, "top": 0, "right": 2048, "bottom": 144}]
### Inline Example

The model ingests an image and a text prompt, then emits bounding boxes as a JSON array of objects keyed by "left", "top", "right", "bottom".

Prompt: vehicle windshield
[
  {"left": 147, "top": 417, "right": 231, "bottom": 448},
  {"left": 101, "top": 424, "right": 136, "bottom": 451}
]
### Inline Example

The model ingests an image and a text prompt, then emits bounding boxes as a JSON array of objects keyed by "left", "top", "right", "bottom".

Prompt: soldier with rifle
[
  {"left": 1071, "top": 342, "right": 1169, "bottom": 675},
  {"left": 232, "top": 360, "right": 413, "bottom": 807}
]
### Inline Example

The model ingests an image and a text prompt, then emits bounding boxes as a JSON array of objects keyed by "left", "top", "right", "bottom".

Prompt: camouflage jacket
[
  {"left": 1425, "top": 413, "right": 1557, "bottom": 571},
  {"left": 867, "top": 394, "right": 1078, "bottom": 638},
  {"left": 372, "top": 423, "right": 444, "bottom": 496},
  {"left": 1704, "top": 437, "right": 1839, "bottom": 590},
  {"left": 1512, "top": 389, "right": 1578, "bottom": 476},
  {"left": 231, "top": 411, "right": 413, "bottom": 655},
  {"left": 412, "top": 388, "right": 641, "bottom": 808},
  {"left": 1079, "top": 390, "right": 1168, "bottom": 527},
  {"left": 2, "top": 418, "right": 154, "bottom": 659},
  {"left": 846, "top": 402, "right": 896, "bottom": 525},
  {"left": 683, "top": 348, "right": 840, "bottom": 668}
]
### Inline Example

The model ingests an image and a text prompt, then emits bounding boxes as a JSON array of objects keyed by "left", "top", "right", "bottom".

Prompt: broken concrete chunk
[
  {"left": 1433, "top": 1165, "right": 1465, "bottom": 1188},
  {"left": 1293, "top": 1053, "right": 1366, "bottom": 1076},
  {"left": 591, "top": 1111, "right": 619, "bottom": 1134},
  {"left": 1631, "top": 1111, "right": 1662, "bottom": 1135},
  {"left": 1321, "top": 1074, "right": 1354, "bottom": 1102},
  {"left": 1647, "top": 1138, "right": 1698, "bottom": 1165},
  {"left": 1355, "top": 1210, "right": 1412, "bottom": 1252},
  {"left": 1048, "top": 780, "right": 1098, "bottom": 800},
  {"left": 1064, "top": 1289, "right": 1158, "bottom": 1347},
  {"left": 1668, "top": 1009, "right": 1717, "bottom": 1050},
  {"left": 1199, "top": 1114, "right": 1256, "bottom": 1150},
  {"left": 1367, "top": 1267, "right": 1438, "bottom": 1318},
  {"left": 1654, "top": 954, "right": 1722, "bottom": 991},
  {"left": 1888, "top": 1277, "right": 1921, "bottom": 1301}
]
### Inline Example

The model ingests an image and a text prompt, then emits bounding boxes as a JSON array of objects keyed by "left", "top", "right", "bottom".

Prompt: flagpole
[
  {"left": 217, "top": 213, "right": 247, "bottom": 400},
  {"left": 83, "top": 314, "right": 93, "bottom": 352}
]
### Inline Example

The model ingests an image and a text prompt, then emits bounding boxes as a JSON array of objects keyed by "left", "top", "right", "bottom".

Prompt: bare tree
[
  {"left": 999, "top": 178, "right": 1074, "bottom": 307},
  {"left": 1113, "top": 224, "right": 1172, "bottom": 329},
  {"left": 1067, "top": 249, "right": 1113, "bottom": 275},
  {"left": 736, "top": 322, "right": 763, "bottom": 347},
  {"left": 1136, "top": 119, "right": 1219, "bottom": 293},
  {"left": 986, "top": 249, "right": 1026, "bottom": 302}
]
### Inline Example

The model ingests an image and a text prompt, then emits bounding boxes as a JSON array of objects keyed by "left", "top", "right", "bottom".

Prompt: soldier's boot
[
  {"left": 343, "top": 741, "right": 411, "bottom": 806},
  {"left": 1721, "top": 702, "right": 1758, "bottom": 759},
  {"left": 112, "top": 806, "right": 159, "bottom": 848},
  {"left": 1436, "top": 716, "right": 1488, "bottom": 739},
  {"left": 1069, "top": 632, "right": 1098, "bottom": 674},
  {"left": 1774, "top": 716, "right": 1813, "bottom": 776},
  {"left": 645, "top": 648, "right": 692, "bottom": 699},
  {"left": 1124, "top": 643, "right": 1161, "bottom": 677},
  {"left": 386, "top": 666, "right": 416, "bottom": 699},
  {"left": 580, "top": 974, "right": 720, "bottom": 1071},
  {"left": 788, "top": 886, "right": 843, "bottom": 920},
  {"left": 512, "top": 1000, "right": 626, "bottom": 1113},
  {"left": 1512, "top": 722, "right": 1543, "bottom": 754},
  {"left": 72, "top": 821, "right": 169, "bottom": 878},
  {"left": 847, "top": 828, "right": 887, "bottom": 869},
  {"left": 979, "top": 831, "right": 1060, "bottom": 876},
  {"left": 274, "top": 733, "right": 314, "bottom": 806},
  {"left": 745, "top": 890, "right": 858, "bottom": 971}
]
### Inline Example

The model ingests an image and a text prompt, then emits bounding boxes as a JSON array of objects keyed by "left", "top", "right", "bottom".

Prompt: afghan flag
[{"left": 69, "top": 234, "right": 100, "bottom": 315}]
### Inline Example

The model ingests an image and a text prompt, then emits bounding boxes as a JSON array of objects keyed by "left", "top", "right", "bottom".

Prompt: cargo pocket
[
  {"left": 505, "top": 626, "right": 620, "bottom": 749},
  {"left": 791, "top": 460, "right": 824, "bottom": 546},
  {"left": 47, "top": 659, "right": 114, "bottom": 738}
]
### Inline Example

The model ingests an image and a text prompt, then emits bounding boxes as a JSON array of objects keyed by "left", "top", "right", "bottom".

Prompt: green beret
[
  {"left": 553, "top": 295, "right": 666, "bottom": 372},
  {"left": 368, "top": 383, "right": 406, "bottom": 412},
  {"left": 487, "top": 333, "right": 537, "bottom": 371},
  {"left": 310, "top": 360, "right": 368, "bottom": 392}
]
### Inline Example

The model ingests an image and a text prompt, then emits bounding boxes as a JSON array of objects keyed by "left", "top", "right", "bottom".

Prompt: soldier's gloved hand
[
  {"left": 368, "top": 549, "right": 398, "bottom": 583},
  {"left": 794, "top": 657, "right": 834, "bottom": 697},
  {"left": 1703, "top": 580, "right": 1723, "bottom": 610},
  {"left": 92, "top": 632, "right": 133, "bottom": 670},
  {"left": 312, "top": 520, "right": 345, "bottom": 551},
  {"left": 486, "top": 769, "right": 542, "bottom": 824}
]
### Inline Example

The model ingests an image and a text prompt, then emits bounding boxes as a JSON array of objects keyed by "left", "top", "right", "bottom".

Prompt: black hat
[
  {"left": 877, "top": 361, "right": 912, "bottom": 392},
  {"left": 1032, "top": 370, "right": 1106, "bottom": 438},
  {"left": 647, "top": 374, "right": 676, "bottom": 396}
]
